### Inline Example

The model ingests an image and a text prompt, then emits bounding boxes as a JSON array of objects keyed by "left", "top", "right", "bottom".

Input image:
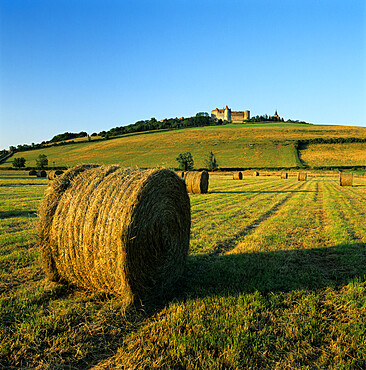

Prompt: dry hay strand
[
  {"left": 233, "top": 172, "right": 243, "bottom": 180},
  {"left": 29, "top": 170, "right": 37, "bottom": 176},
  {"left": 47, "top": 170, "right": 64, "bottom": 180},
  {"left": 253, "top": 171, "right": 259, "bottom": 177},
  {"left": 36, "top": 170, "right": 47, "bottom": 178},
  {"left": 37, "top": 165, "right": 191, "bottom": 305},
  {"left": 297, "top": 172, "right": 307, "bottom": 181},
  {"left": 177, "top": 171, "right": 185, "bottom": 179},
  {"left": 184, "top": 171, "right": 209, "bottom": 194},
  {"left": 339, "top": 172, "right": 353, "bottom": 186},
  {"left": 281, "top": 172, "right": 288, "bottom": 179}
]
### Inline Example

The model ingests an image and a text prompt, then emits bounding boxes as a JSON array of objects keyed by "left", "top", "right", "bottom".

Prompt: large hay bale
[
  {"left": 297, "top": 172, "right": 307, "bottom": 181},
  {"left": 184, "top": 171, "right": 209, "bottom": 194},
  {"left": 47, "top": 170, "right": 64, "bottom": 180},
  {"left": 281, "top": 172, "right": 288, "bottom": 179},
  {"left": 37, "top": 165, "right": 191, "bottom": 305},
  {"left": 177, "top": 171, "right": 185, "bottom": 179},
  {"left": 233, "top": 172, "right": 243, "bottom": 180},
  {"left": 36, "top": 170, "right": 47, "bottom": 178},
  {"left": 253, "top": 171, "right": 259, "bottom": 177},
  {"left": 29, "top": 170, "right": 37, "bottom": 176},
  {"left": 339, "top": 172, "right": 353, "bottom": 186}
]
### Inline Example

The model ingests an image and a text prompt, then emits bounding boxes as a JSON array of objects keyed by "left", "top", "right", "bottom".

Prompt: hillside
[{"left": 2, "top": 122, "right": 366, "bottom": 169}]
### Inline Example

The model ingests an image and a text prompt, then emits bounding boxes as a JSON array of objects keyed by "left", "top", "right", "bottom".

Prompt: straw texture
[
  {"left": 36, "top": 170, "right": 47, "bottom": 178},
  {"left": 339, "top": 172, "right": 353, "bottom": 186},
  {"left": 281, "top": 172, "right": 288, "bottom": 179},
  {"left": 47, "top": 170, "right": 64, "bottom": 180},
  {"left": 297, "top": 172, "right": 307, "bottom": 181},
  {"left": 253, "top": 171, "right": 259, "bottom": 177},
  {"left": 184, "top": 171, "right": 209, "bottom": 194},
  {"left": 233, "top": 172, "right": 243, "bottom": 180},
  {"left": 37, "top": 165, "right": 191, "bottom": 305}
]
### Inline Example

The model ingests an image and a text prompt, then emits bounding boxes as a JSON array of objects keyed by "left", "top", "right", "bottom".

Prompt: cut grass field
[
  {"left": 2, "top": 122, "right": 366, "bottom": 169},
  {"left": 1, "top": 171, "right": 365, "bottom": 368},
  {"left": 300, "top": 142, "right": 366, "bottom": 167}
]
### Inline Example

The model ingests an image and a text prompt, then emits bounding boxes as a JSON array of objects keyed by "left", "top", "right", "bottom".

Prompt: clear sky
[{"left": 1, "top": 0, "right": 365, "bottom": 150}]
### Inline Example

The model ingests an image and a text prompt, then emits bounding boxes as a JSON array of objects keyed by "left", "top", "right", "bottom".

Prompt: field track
[{"left": 1, "top": 171, "right": 365, "bottom": 368}]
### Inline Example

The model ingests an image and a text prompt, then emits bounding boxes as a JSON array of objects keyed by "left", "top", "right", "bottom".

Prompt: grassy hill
[{"left": 2, "top": 122, "right": 366, "bottom": 169}]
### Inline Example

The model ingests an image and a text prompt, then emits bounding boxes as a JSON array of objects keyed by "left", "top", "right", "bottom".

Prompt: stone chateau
[{"left": 211, "top": 106, "right": 250, "bottom": 123}]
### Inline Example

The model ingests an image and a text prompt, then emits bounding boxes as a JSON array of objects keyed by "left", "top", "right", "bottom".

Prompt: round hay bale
[
  {"left": 37, "top": 165, "right": 191, "bottom": 305},
  {"left": 297, "top": 172, "right": 307, "bottom": 181},
  {"left": 29, "top": 170, "right": 37, "bottom": 176},
  {"left": 253, "top": 171, "right": 259, "bottom": 177},
  {"left": 184, "top": 171, "right": 209, "bottom": 194},
  {"left": 233, "top": 172, "right": 243, "bottom": 180},
  {"left": 177, "top": 171, "right": 185, "bottom": 179},
  {"left": 36, "top": 170, "right": 47, "bottom": 178},
  {"left": 339, "top": 172, "right": 353, "bottom": 186},
  {"left": 47, "top": 170, "right": 64, "bottom": 180},
  {"left": 281, "top": 172, "right": 288, "bottom": 179}
]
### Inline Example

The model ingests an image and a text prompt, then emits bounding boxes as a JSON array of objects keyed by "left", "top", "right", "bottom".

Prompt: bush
[
  {"left": 205, "top": 151, "right": 218, "bottom": 171},
  {"left": 12, "top": 157, "right": 26, "bottom": 168},
  {"left": 36, "top": 154, "right": 48, "bottom": 169},
  {"left": 176, "top": 152, "right": 194, "bottom": 171}
]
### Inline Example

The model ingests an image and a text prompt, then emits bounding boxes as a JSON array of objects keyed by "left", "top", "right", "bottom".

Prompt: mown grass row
[{"left": 0, "top": 171, "right": 365, "bottom": 368}]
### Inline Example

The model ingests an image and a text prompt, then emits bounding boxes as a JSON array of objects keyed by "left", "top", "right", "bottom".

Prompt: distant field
[
  {"left": 2, "top": 122, "right": 366, "bottom": 169},
  {"left": 300, "top": 142, "right": 366, "bottom": 167},
  {"left": 1, "top": 171, "right": 366, "bottom": 368}
]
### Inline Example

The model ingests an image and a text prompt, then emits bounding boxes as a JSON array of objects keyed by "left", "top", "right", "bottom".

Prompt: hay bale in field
[
  {"left": 297, "top": 172, "right": 307, "bottom": 181},
  {"left": 253, "top": 171, "right": 259, "bottom": 177},
  {"left": 47, "top": 170, "right": 64, "bottom": 180},
  {"left": 37, "top": 165, "right": 191, "bottom": 305},
  {"left": 233, "top": 172, "right": 243, "bottom": 180},
  {"left": 29, "top": 170, "right": 37, "bottom": 176},
  {"left": 184, "top": 171, "right": 209, "bottom": 194},
  {"left": 339, "top": 172, "right": 353, "bottom": 186},
  {"left": 177, "top": 171, "right": 185, "bottom": 179},
  {"left": 281, "top": 172, "right": 288, "bottom": 179},
  {"left": 36, "top": 170, "right": 47, "bottom": 178}
]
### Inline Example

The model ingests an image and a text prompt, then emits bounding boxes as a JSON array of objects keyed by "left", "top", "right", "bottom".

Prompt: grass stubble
[{"left": 0, "top": 171, "right": 365, "bottom": 369}]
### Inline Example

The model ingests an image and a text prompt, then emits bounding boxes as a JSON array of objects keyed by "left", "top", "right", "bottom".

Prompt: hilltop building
[
  {"left": 270, "top": 110, "right": 281, "bottom": 121},
  {"left": 211, "top": 106, "right": 250, "bottom": 123}
]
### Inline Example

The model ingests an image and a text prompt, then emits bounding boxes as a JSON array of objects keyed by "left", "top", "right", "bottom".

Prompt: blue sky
[{"left": 1, "top": 0, "right": 365, "bottom": 150}]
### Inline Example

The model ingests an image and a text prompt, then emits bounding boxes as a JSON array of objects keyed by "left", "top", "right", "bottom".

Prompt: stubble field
[{"left": 1, "top": 170, "right": 365, "bottom": 368}]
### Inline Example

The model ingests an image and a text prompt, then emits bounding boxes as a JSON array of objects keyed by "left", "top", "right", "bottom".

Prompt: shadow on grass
[
  {"left": 211, "top": 190, "right": 315, "bottom": 194},
  {"left": 5, "top": 243, "right": 364, "bottom": 369},
  {"left": 182, "top": 243, "right": 366, "bottom": 299},
  {"left": 0, "top": 210, "right": 37, "bottom": 219},
  {"left": 0, "top": 182, "right": 45, "bottom": 187}
]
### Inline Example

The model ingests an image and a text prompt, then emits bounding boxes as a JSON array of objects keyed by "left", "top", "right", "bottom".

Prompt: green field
[
  {"left": 1, "top": 171, "right": 365, "bottom": 368},
  {"left": 2, "top": 122, "right": 366, "bottom": 169}
]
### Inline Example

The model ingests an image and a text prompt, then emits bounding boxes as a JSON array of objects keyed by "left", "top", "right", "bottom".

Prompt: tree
[
  {"left": 176, "top": 152, "right": 194, "bottom": 171},
  {"left": 205, "top": 151, "right": 218, "bottom": 171},
  {"left": 12, "top": 157, "right": 26, "bottom": 168},
  {"left": 36, "top": 154, "right": 48, "bottom": 169}
]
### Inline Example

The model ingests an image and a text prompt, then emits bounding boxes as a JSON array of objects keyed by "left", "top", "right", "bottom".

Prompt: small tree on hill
[
  {"left": 12, "top": 157, "right": 26, "bottom": 168},
  {"left": 36, "top": 154, "right": 48, "bottom": 169},
  {"left": 176, "top": 152, "right": 194, "bottom": 171},
  {"left": 205, "top": 151, "right": 218, "bottom": 171}
]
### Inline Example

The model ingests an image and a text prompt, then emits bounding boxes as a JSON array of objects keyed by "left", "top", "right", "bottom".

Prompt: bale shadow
[
  {"left": 181, "top": 243, "right": 366, "bottom": 299},
  {"left": 212, "top": 190, "right": 315, "bottom": 194},
  {"left": 0, "top": 210, "right": 37, "bottom": 219},
  {"left": 0, "top": 182, "right": 45, "bottom": 187},
  {"left": 26, "top": 243, "right": 365, "bottom": 369}
]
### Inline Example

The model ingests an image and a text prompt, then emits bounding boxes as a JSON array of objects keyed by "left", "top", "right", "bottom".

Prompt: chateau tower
[{"left": 224, "top": 105, "right": 231, "bottom": 121}]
